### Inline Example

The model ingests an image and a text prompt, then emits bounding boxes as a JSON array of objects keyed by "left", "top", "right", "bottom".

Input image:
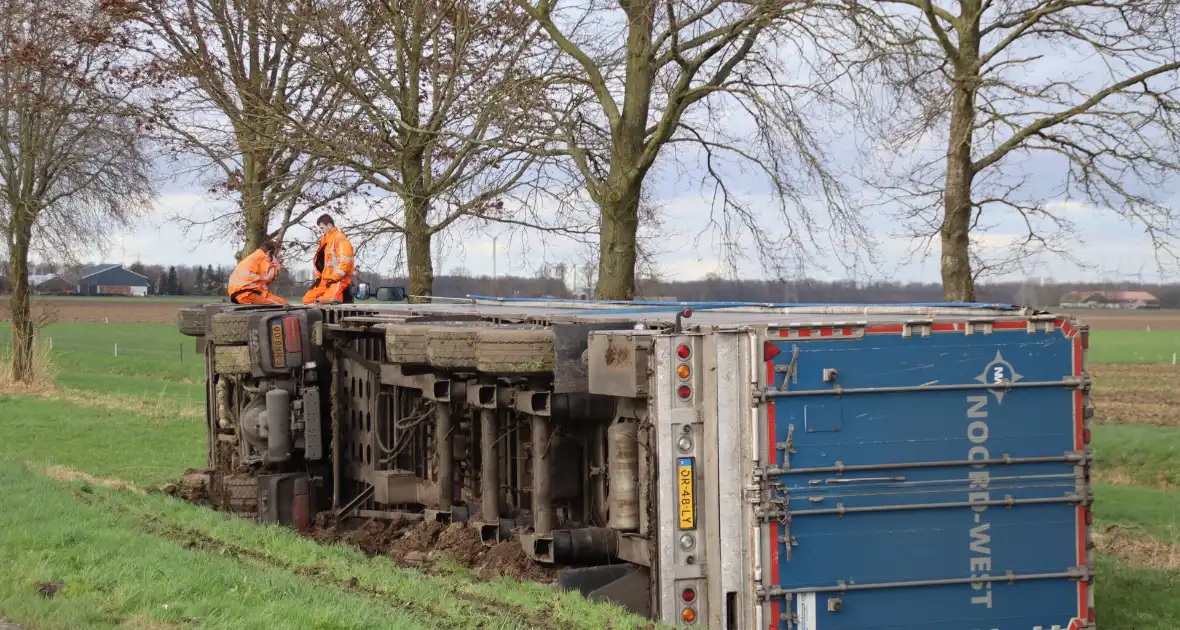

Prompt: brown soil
[
  {"left": 1063, "top": 310, "right": 1180, "bottom": 331},
  {"left": 478, "top": 539, "right": 558, "bottom": 582},
  {"left": 0, "top": 299, "right": 215, "bottom": 324},
  {"left": 434, "top": 523, "right": 486, "bottom": 567},
  {"left": 1089, "top": 364, "right": 1180, "bottom": 426},
  {"left": 304, "top": 516, "right": 556, "bottom": 582}
]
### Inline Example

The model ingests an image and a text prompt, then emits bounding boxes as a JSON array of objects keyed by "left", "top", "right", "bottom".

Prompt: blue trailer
[{"left": 754, "top": 317, "right": 1092, "bottom": 630}]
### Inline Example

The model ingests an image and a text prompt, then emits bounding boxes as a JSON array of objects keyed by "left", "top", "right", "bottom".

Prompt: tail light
[{"left": 283, "top": 316, "right": 302, "bottom": 352}]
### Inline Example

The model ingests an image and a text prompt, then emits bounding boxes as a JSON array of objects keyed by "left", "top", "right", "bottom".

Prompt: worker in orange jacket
[
  {"left": 228, "top": 239, "right": 287, "bottom": 305},
  {"left": 303, "top": 213, "right": 355, "bottom": 304}
]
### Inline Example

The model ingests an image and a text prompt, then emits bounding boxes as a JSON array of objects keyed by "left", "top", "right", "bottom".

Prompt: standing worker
[
  {"left": 227, "top": 239, "right": 287, "bottom": 305},
  {"left": 303, "top": 213, "right": 355, "bottom": 304}
]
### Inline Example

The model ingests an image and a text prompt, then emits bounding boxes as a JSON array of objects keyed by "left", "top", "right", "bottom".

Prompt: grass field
[{"left": 0, "top": 306, "right": 1178, "bottom": 629}]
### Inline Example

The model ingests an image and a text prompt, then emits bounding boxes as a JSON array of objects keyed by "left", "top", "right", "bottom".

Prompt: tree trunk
[
  {"left": 940, "top": 50, "right": 980, "bottom": 302},
  {"left": 239, "top": 151, "right": 268, "bottom": 260},
  {"left": 8, "top": 216, "right": 34, "bottom": 383},
  {"left": 405, "top": 197, "right": 434, "bottom": 300},
  {"left": 595, "top": 182, "right": 641, "bottom": 300}
]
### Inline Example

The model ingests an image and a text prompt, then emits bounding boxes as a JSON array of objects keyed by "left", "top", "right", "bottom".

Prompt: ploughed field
[{"left": 0, "top": 301, "right": 1177, "bottom": 628}]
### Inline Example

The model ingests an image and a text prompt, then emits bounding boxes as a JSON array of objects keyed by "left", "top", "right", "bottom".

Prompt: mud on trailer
[{"left": 177, "top": 297, "right": 1097, "bottom": 630}]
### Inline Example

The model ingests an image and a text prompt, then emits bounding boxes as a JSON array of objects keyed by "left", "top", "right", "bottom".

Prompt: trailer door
[{"left": 755, "top": 320, "right": 1094, "bottom": 630}]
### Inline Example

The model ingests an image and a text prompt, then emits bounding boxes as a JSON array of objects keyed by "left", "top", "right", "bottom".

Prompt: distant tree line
[{"left": 4, "top": 258, "right": 1179, "bottom": 308}]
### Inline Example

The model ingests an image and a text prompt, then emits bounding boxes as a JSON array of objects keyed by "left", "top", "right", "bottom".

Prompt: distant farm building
[
  {"left": 76, "top": 264, "right": 150, "bottom": 297},
  {"left": 1059, "top": 290, "right": 1161, "bottom": 309},
  {"left": 28, "top": 274, "right": 76, "bottom": 295}
]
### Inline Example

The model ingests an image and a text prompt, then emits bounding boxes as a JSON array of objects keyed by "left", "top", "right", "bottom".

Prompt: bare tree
[
  {"left": 842, "top": 0, "right": 1180, "bottom": 300},
  {"left": 284, "top": 0, "right": 582, "bottom": 297},
  {"left": 509, "top": 0, "right": 864, "bottom": 300},
  {"left": 136, "top": 0, "right": 359, "bottom": 260},
  {"left": 0, "top": 0, "right": 153, "bottom": 382}
]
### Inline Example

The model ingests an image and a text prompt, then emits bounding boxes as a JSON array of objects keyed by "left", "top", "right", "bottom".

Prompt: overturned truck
[{"left": 178, "top": 296, "right": 1097, "bottom": 630}]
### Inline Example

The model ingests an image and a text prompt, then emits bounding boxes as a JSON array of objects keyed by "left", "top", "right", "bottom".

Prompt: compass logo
[{"left": 975, "top": 350, "right": 1023, "bottom": 403}]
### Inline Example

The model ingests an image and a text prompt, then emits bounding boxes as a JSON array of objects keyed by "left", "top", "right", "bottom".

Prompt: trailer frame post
[
  {"left": 532, "top": 413, "right": 554, "bottom": 534},
  {"left": 437, "top": 401, "right": 454, "bottom": 510}
]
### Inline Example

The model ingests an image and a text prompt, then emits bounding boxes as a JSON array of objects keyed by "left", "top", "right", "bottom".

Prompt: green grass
[
  {"left": 0, "top": 461, "right": 644, "bottom": 630},
  {"left": 1092, "top": 423, "right": 1180, "bottom": 488},
  {"left": 0, "top": 395, "right": 205, "bottom": 487},
  {"left": 1088, "top": 330, "right": 1180, "bottom": 364},
  {"left": 0, "top": 323, "right": 204, "bottom": 384},
  {"left": 1094, "top": 556, "right": 1180, "bottom": 630},
  {"left": 1094, "top": 483, "right": 1180, "bottom": 546}
]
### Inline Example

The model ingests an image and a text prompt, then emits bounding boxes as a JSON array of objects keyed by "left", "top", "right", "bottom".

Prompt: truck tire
[
  {"left": 221, "top": 474, "right": 258, "bottom": 515},
  {"left": 427, "top": 325, "right": 489, "bottom": 370},
  {"left": 476, "top": 327, "right": 555, "bottom": 373},
  {"left": 211, "top": 314, "right": 250, "bottom": 345},
  {"left": 213, "top": 345, "right": 252, "bottom": 375},
  {"left": 385, "top": 324, "right": 430, "bottom": 364},
  {"left": 177, "top": 307, "right": 206, "bottom": 337}
]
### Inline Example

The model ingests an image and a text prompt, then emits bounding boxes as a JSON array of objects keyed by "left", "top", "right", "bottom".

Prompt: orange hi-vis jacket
[
  {"left": 228, "top": 248, "right": 280, "bottom": 296},
  {"left": 313, "top": 227, "right": 355, "bottom": 285}
]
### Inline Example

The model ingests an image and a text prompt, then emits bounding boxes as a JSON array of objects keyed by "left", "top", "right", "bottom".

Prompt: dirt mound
[
  {"left": 387, "top": 520, "right": 446, "bottom": 562},
  {"left": 309, "top": 517, "right": 418, "bottom": 557},
  {"left": 478, "top": 539, "right": 557, "bottom": 583},
  {"left": 434, "top": 524, "right": 486, "bottom": 567}
]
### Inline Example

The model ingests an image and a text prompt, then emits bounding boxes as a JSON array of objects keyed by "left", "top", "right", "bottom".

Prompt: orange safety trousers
[
  {"left": 302, "top": 278, "right": 350, "bottom": 304},
  {"left": 234, "top": 290, "right": 288, "bottom": 305}
]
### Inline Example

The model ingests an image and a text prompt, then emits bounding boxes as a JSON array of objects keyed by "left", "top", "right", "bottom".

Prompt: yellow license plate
[
  {"left": 270, "top": 322, "right": 286, "bottom": 368},
  {"left": 677, "top": 458, "right": 695, "bottom": 529}
]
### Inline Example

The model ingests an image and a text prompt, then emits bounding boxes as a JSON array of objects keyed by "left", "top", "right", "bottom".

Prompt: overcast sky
[
  {"left": 79, "top": 12, "right": 1180, "bottom": 289},
  {"left": 97, "top": 175, "right": 1167, "bottom": 286}
]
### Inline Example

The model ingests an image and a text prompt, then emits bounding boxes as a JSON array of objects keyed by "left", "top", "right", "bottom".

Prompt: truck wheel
[
  {"left": 177, "top": 307, "right": 206, "bottom": 337},
  {"left": 428, "top": 325, "right": 488, "bottom": 370},
  {"left": 213, "top": 345, "right": 252, "bottom": 375},
  {"left": 211, "top": 314, "right": 250, "bottom": 345},
  {"left": 476, "top": 327, "right": 555, "bottom": 373},
  {"left": 222, "top": 474, "right": 258, "bottom": 515},
  {"left": 384, "top": 324, "right": 430, "bottom": 364}
]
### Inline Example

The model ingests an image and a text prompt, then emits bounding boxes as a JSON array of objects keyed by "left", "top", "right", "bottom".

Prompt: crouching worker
[
  {"left": 227, "top": 239, "right": 287, "bottom": 305},
  {"left": 302, "top": 213, "right": 355, "bottom": 304}
]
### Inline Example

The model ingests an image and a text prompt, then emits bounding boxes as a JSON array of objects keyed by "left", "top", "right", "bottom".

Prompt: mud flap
[
  {"left": 557, "top": 564, "right": 651, "bottom": 619},
  {"left": 258, "top": 473, "right": 314, "bottom": 532}
]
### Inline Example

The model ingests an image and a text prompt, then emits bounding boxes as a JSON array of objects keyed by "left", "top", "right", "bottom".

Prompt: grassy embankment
[
  {"left": 0, "top": 323, "right": 1178, "bottom": 628},
  {"left": 0, "top": 324, "right": 648, "bottom": 630}
]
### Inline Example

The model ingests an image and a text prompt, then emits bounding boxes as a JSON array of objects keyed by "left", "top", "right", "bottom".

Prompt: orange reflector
[
  {"left": 681, "top": 607, "right": 696, "bottom": 624},
  {"left": 677, "top": 364, "right": 691, "bottom": 379}
]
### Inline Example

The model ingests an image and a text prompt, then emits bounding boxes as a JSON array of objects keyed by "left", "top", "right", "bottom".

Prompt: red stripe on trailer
[
  {"left": 1072, "top": 333, "right": 1088, "bottom": 623},
  {"left": 993, "top": 321, "right": 1026, "bottom": 330},
  {"left": 842, "top": 328, "right": 853, "bottom": 336},
  {"left": 819, "top": 328, "right": 834, "bottom": 337},
  {"left": 865, "top": 324, "right": 904, "bottom": 334},
  {"left": 798, "top": 329, "right": 812, "bottom": 337},
  {"left": 765, "top": 358, "right": 780, "bottom": 628},
  {"left": 931, "top": 323, "right": 957, "bottom": 332}
]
